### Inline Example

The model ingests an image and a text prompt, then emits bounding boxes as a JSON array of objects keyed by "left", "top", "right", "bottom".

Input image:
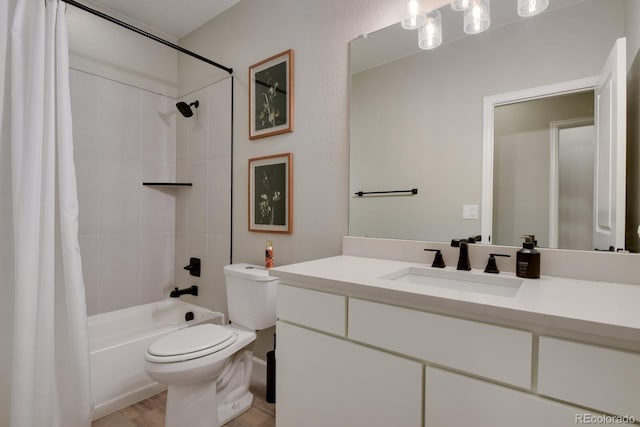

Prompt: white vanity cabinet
[
  {"left": 276, "top": 285, "right": 423, "bottom": 427},
  {"left": 272, "top": 257, "right": 640, "bottom": 427}
]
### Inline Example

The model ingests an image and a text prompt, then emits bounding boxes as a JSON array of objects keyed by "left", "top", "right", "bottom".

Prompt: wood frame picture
[
  {"left": 249, "top": 49, "right": 294, "bottom": 140},
  {"left": 248, "top": 153, "right": 293, "bottom": 233}
]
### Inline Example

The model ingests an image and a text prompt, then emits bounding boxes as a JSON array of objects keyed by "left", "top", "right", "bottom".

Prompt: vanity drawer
[
  {"left": 277, "top": 284, "right": 346, "bottom": 336},
  {"left": 538, "top": 336, "right": 640, "bottom": 418},
  {"left": 425, "top": 367, "right": 596, "bottom": 427},
  {"left": 348, "top": 298, "right": 532, "bottom": 388}
]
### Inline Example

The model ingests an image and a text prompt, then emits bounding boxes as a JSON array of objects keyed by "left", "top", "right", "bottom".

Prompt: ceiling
[{"left": 83, "top": 0, "right": 240, "bottom": 39}]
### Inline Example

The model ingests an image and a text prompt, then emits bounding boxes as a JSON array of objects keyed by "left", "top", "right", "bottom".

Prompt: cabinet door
[
  {"left": 425, "top": 367, "right": 596, "bottom": 427},
  {"left": 276, "top": 321, "right": 422, "bottom": 427}
]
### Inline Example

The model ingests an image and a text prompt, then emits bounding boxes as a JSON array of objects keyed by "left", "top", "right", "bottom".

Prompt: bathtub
[{"left": 89, "top": 299, "right": 224, "bottom": 420}]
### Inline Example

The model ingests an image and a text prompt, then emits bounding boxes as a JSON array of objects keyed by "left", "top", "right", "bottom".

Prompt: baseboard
[{"left": 251, "top": 356, "right": 267, "bottom": 389}]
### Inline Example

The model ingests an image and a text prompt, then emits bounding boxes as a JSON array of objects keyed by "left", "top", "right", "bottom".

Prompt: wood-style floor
[{"left": 92, "top": 384, "right": 275, "bottom": 427}]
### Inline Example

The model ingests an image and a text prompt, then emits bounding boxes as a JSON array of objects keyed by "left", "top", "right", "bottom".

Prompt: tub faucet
[
  {"left": 451, "top": 235, "right": 481, "bottom": 271},
  {"left": 170, "top": 285, "right": 198, "bottom": 298}
]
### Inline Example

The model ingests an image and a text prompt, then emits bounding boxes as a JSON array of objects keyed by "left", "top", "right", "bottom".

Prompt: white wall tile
[
  {"left": 177, "top": 233, "right": 207, "bottom": 306},
  {"left": 141, "top": 91, "right": 176, "bottom": 166},
  {"left": 71, "top": 70, "right": 179, "bottom": 315},
  {"left": 207, "top": 158, "right": 231, "bottom": 236},
  {"left": 187, "top": 89, "right": 209, "bottom": 163},
  {"left": 75, "top": 152, "right": 100, "bottom": 236},
  {"left": 98, "top": 157, "right": 141, "bottom": 235},
  {"left": 187, "top": 162, "right": 207, "bottom": 234},
  {"left": 69, "top": 69, "right": 99, "bottom": 157},
  {"left": 142, "top": 187, "right": 175, "bottom": 234},
  {"left": 141, "top": 233, "right": 175, "bottom": 302},
  {"left": 98, "top": 80, "right": 141, "bottom": 161},
  {"left": 141, "top": 162, "right": 176, "bottom": 183},
  {"left": 98, "top": 235, "right": 140, "bottom": 313},
  {"left": 78, "top": 235, "right": 99, "bottom": 315},
  {"left": 174, "top": 232, "right": 189, "bottom": 287},
  {"left": 176, "top": 112, "right": 189, "bottom": 165},
  {"left": 206, "top": 234, "right": 231, "bottom": 316},
  {"left": 208, "top": 79, "right": 232, "bottom": 160}
]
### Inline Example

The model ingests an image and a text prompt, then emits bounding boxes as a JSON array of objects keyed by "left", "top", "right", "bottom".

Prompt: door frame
[{"left": 481, "top": 76, "right": 599, "bottom": 244}]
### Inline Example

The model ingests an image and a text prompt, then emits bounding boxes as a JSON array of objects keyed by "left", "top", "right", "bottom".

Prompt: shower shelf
[{"left": 143, "top": 182, "right": 192, "bottom": 189}]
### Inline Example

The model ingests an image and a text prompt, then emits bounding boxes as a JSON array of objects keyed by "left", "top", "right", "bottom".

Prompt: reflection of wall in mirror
[{"left": 350, "top": 0, "right": 625, "bottom": 243}]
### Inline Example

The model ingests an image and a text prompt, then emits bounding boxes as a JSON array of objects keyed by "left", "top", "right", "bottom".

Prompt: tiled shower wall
[
  {"left": 70, "top": 69, "right": 177, "bottom": 315},
  {"left": 174, "top": 78, "right": 232, "bottom": 318}
]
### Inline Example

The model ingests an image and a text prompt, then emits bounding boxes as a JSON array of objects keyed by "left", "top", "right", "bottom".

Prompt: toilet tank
[{"left": 224, "top": 263, "right": 278, "bottom": 330}]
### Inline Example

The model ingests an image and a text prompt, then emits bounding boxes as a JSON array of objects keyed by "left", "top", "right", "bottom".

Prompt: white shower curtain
[{"left": 0, "top": 0, "right": 92, "bottom": 426}]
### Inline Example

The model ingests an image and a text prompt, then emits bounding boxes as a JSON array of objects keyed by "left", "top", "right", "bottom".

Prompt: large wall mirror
[{"left": 349, "top": 0, "right": 640, "bottom": 253}]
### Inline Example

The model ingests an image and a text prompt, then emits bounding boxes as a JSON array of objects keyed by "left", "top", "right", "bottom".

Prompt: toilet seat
[{"left": 146, "top": 324, "right": 238, "bottom": 363}]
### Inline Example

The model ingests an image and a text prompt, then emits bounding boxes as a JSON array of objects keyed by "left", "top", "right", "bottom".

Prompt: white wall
[
  {"left": 350, "top": 0, "right": 625, "bottom": 242},
  {"left": 70, "top": 69, "right": 177, "bottom": 315},
  {"left": 66, "top": 3, "right": 178, "bottom": 97}
]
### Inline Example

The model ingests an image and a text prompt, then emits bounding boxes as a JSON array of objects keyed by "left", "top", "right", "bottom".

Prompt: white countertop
[{"left": 270, "top": 255, "right": 640, "bottom": 343}]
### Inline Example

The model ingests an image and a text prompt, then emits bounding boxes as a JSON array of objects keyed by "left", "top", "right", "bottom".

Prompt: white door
[{"left": 593, "top": 37, "right": 626, "bottom": 251}]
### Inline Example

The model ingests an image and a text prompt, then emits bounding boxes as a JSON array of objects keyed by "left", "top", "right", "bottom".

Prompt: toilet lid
[{"left": 148, "top": 324, "right": 236, "bottom": 359}]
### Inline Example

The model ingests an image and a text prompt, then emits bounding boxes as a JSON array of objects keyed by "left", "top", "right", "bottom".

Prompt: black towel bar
[{"left": 355, "top": 188, "right": 418, "bottom": 197}]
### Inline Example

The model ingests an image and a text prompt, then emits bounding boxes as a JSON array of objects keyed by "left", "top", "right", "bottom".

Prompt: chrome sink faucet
[{"left": 451, "top": 235, "right": 481, "bottom": 271}]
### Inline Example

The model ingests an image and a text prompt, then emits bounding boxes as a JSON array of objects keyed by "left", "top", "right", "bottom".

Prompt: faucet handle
[
  {"left": 451, "top": 239, "right": 466, "bottom": 247},
  {"left": 484, "top": 253, "right": 510, "bottom": 274},
  {"left": 468, "top": 235, "right": 482, "bottom": 244},
  {"left": 424, "top": 249, "right": 446, "bottom": 268}
]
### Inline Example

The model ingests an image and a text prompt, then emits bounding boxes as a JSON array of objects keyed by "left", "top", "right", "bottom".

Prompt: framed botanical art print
[
  {"left": 248, "top": 153, "right": 293, "bottom": 233},
  {"left": 249, "top": 49, "right": 294, "bottom": 140}
]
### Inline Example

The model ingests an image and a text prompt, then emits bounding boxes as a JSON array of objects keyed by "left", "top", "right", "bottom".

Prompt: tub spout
[{"left": 170, "top": 285, "right": 198, "bottom": 298}]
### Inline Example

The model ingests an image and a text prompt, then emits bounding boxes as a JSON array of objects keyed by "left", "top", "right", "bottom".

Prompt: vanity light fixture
[
  {"left": 401, "top": 0, "right": 426, "bottom": 30},
  {"left": 464, "top": 0, "right": 490, "bottom": 34},
  {"left": 517, "top": 0, "right": 549, "bottom": 17},
  {"left": 418, "top": 9, "right": 442, "bottom": 50},
  {"left": 450, "top": 0, "right": 472, "bottom": 11},
  {"left": 403, "top": 0, "right": 546, "bottom": 47}
]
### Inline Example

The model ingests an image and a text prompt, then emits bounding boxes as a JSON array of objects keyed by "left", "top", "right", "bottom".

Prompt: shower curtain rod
[{"left": 61, "top": 0, "right": 233, "bottom": 75}]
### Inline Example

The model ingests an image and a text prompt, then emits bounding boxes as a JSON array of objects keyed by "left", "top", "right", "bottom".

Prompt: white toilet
[{"left": 145, "top": 263, "right": 278, "bottom": 427}]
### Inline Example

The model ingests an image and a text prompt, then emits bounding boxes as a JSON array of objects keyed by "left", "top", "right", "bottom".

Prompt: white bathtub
[{"left": 89, "top": 299, "right": 224, "bottom": 420}]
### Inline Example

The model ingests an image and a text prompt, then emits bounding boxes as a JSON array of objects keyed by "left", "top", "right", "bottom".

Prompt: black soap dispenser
[{"left": 516, "top": 235, "right": 540, "bottom": 279}]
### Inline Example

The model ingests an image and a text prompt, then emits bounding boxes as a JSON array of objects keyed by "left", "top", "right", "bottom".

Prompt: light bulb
[
  {"left": 464, "top": 0, "right": 490, "bottom": 34},
  {"left": 517, "top": 0, "right": 549, "bottom": 17},
  {"left": 419, "top": 9, "right": 442, "bottom": 50},
  {"left": 401, "top": 0, "right": 426, "bottom": 30},
  {"left": 451, "top": 0, "right": 471, "bottom": 11}
]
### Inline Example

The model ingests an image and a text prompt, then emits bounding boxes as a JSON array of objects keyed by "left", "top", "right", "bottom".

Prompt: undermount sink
[{"left": 379, "top": 267, "right": 523, "bottom": 297}]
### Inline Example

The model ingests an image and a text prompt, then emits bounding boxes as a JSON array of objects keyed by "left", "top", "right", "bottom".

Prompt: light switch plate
[{"left": 463, "top": 204, "right": 479, "bottom": 219}]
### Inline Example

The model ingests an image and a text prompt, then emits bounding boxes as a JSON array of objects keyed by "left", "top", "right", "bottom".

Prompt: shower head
[{"left": 176, "top": 100, "right": 199, "bottom": 118}]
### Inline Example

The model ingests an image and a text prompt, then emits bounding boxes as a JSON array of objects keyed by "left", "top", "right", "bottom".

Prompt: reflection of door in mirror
[
  {"left": 485, "top": 38, "right": 627, "bottom": 251},
  {"left": 492, "top": 92, "right": 595, "bottom": 249}
]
